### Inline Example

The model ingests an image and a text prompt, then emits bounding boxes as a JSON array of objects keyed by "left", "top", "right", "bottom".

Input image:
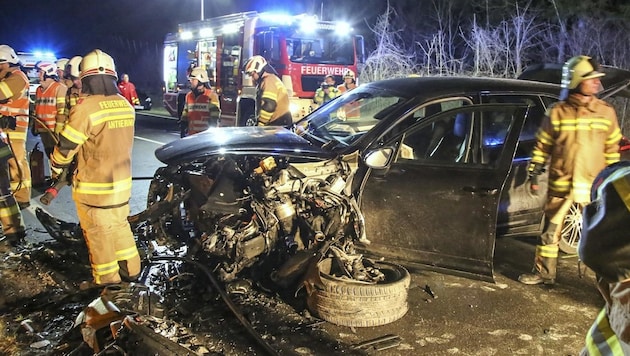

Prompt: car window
[
  {"left": 481, "top": 94, "right": 549, "bottom": 159},
  {"left": 398, "top": 110, "right": 473, "bottom": 164}
]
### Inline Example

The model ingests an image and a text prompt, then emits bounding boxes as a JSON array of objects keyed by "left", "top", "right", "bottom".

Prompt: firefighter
[
  {"left": 337, "top": 69, "right": 357, "bottom": 94},
  {"left": 55, "top": 58, "right": 69, "bottom": 86},
  {"left": 0, "top": 45, "right": 31, "bottom": 210},
  {"left": 179, "top": 67, "right": 220, "bottom": 137},
  {"left": 64, "top": 56, "right": 83, "bottom": 110},
  {"left": 33, "top": 61, "right": 68, "bottom": 170},
  {"left": 50, "top": 49, "right": 140, "bottom": 289},
  {"left": 313, "top": 74, "right": 340, "bottom": 108},
  {"left": 519, "top": 55, "right": 622, "bottom": 285},
  {"left": 117, "top": 73, "right": 140, "bottom": 107},
  {"left": 578, "top": 161, "right": 630, "bottom": 354},
  {"left": 0, "top": 44, "right": 26, "bottom": 251},
  {"left": 337, "top": 69, "right": 360, "bottom": 119},
  {"left": 243, "top": 55, "right": 292, "bottom": 126}
]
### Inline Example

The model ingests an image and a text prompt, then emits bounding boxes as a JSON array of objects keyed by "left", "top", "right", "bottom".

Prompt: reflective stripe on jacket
[
  {"left": 529, "top": 96, "right": 621, "bottom": 202},
  {"left": 35, "top": 81, "right": 68, "bottom": 132},
  {"left": 182, "top": 88, "right": 220, "bottom": 134},
  {"left": 0, "top": 67, "right": 29, "bottom": 123},
  {"left": 257, "top": 73, "right": 291, "bottom": 126},
  {"left": 51, "top": 94, "right": 134, "bottom": 207}
]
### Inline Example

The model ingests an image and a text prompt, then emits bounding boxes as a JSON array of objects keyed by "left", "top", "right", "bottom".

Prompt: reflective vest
[
  {"left": 35, "top": 81, "right": 68, "bottom": 133},
  {"left": 182, "top": 88, "right": 220, "bottom": 134},
  {"left": 0, "top": 68, "right": 29, "bottom": 141}
]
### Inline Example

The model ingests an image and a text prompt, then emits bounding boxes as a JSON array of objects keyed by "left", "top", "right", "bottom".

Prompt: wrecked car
[{"left": 137, "top": 71, "right": 630, "bottom": 289}]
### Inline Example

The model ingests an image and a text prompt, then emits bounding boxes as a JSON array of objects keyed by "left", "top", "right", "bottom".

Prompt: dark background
[{"left": 3, "top": 0, "right": 386, "bottom": 91}]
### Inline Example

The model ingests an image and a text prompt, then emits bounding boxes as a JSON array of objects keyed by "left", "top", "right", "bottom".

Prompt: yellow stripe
[
  {"left": 92, "top": 260, "right": 119, "bottom": 276},
  {"left": 0, "top": 81, "right": 13, "bottom": 98},
  {"left": 61, "top": 124, "right": 88, "bottom": 145},
  {"left": 51, "top": 149, "right": 73, "bottom": 165},
  {"left": 74, "top": 177, "right": 132, "bottom": 195},
  {"left": 536, "top": 244, "right": 559, "bottom": 258},
  {"left": 7, "top": 131, "right": 27, "bottom": 141},
  {"left": 116, "top": 246, "right": 139, "bottom": 261},
  {"left": 612, "top": 174, "right": 630, "bottom": 213},
  {"left": 0, "top": 204, "right": 20, "bottom": 218}
]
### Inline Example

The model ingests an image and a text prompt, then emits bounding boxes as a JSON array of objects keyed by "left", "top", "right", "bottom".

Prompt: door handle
[{"left": 463, "top": 186, "right": 498, "bottom": 196}]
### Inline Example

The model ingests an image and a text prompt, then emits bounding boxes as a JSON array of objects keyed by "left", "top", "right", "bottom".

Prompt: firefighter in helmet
[
  {"left": 50, "top": 49, "right": 140, "bottom": 289},
  {"left": 313, "top": 74, "right": 340, "bottom": 108},
  {"left": 0, "top": 44, "right": 26, "bottom": 252},
  {"left": 64, "top": 56, "right": 83, "bottom": 110},
  {"left": 55, "top": 58, "right": 70, "bottom": 87},
  {"left": 243, "top": 55, "right": 292, "bottom": 126},
  {"left": 578, "top": 161, "right": 630, "bottom": 354},
  {"left": 33, "top": 61, "right": 68, "bottom": 169},
  {"left": 337, "top": 69, "right": 357, "bottom": 94},
  {"left": 519, "top": 55, "right": 622, "bottom": 285},
  {"left": 179, "top": 67, "right": 220, "bottom": 137}
]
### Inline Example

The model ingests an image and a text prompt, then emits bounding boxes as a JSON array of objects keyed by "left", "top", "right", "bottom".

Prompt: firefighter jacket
[
  {"left": 181, "top": 88, "right": 220, "bottom": 134},
  {"left": 528, "top": 95, "right": 621, "bottom": 203},
  {"left": 337, "top": 83, "right": 360, "bottom": 119},
  {"left": 51, "top": 94, "right": 134, "bottom": 207},
  {"left": 34, "top": 80, "right": 68, "bottom": 134},
  {"left": 66, "top": 85, "right": 82, "bottom": 110},
  {"left": 256, "top": 72, "right": 292, "bottom": 126},
  {"left": 0, "top": 67, "right": 29, "bottom": 141},
  {"left": 314, "top": 85, "right": 340, "bottom": 106},
  {"left": 118, "top": 80, "right": 140, "bottom": 106}
]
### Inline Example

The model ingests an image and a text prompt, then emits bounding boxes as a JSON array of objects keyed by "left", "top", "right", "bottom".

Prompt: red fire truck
[{"left": 162, "top": 11, "right": 365, "bottom": 126}]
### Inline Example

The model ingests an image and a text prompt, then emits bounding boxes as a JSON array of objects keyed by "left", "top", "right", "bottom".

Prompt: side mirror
[{"left": 364, "top": 147, "right": 394, "bottom": 169}]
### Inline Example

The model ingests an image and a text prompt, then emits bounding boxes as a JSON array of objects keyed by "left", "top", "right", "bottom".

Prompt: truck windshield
[{"left": 287, "top": 33, "right": 354, "bottom": 65}]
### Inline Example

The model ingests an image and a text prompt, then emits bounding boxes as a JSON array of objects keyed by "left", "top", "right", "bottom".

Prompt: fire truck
[{"left": 162, "top": 11, "right": 365, "bottom": 126}]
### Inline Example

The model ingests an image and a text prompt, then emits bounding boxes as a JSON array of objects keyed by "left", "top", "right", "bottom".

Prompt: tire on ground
[{"left": 306, "top": 259, "right": 410, "bottom": 327}]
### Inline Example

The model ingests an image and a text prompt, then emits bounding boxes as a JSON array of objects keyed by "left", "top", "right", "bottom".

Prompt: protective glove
[
  {"left": 529, "top": 174, "right": 540, "bottom": 195},
  {"left": 51, "top": 166, "right": 64, "bottom": 180}
]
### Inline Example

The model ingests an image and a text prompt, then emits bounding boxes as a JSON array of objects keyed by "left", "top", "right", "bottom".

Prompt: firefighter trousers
[
  {"left": 76, "top": 202, "right": 140, "bottom": 285},
  {"left": 0, "top": 157, "right": 25, "bottom": 240},
  {"left": 533, "top": 196, "right": 574, "bottom": 280},
  {"left": 7, "top": 137, "right": 31, "bottom": 205},
  {"left": 39, "top": 132, "right": 57, "bottom": 177}
]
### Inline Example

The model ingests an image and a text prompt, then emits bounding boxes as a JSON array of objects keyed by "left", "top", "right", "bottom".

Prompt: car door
[{"left": 359, "top": 104, "right": 529, "bottom": 282}]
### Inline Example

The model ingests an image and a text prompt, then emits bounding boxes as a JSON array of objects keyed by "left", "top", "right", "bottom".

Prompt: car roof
[{"left": 363, "top": 76, "right": 561, "bottom": 100}]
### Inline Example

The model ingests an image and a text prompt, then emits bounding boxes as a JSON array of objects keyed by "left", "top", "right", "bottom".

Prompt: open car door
[{"left": 358, "top": 104, "right": 530, "bottom": 282}]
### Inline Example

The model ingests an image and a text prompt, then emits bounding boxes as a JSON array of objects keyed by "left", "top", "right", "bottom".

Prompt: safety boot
[
  {"left": 0, "top": 232, "right": 25, "bottom": 253},
  {"left": 518, "top": 273, "right": 555, "bottom": 285}
]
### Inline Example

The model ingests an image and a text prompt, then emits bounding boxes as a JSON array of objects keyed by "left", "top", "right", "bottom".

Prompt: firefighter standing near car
[
  {"left": 117, "top": 73, "right": 140, "bottom": 107},
  {"left": 33, "top": 61, "right": 68, "bottom": 170},
  {"left": 50, "top": 49, "right": 140, "bottom": 289},
  {"left": 578, "top": 161, "right": 630, "bottom": 355},
  {"left": 243, "top": 55, "right": 292, "bottom": 126},
  {"left": 179, "top": 67, "right": 220, "bottom": 137},
  {"left": 313, "top": 74, "right": 340, "bottom": 108},
  {"left": 0, "top": 45, "right": 31, "bottom": 210},
  {"left": 0, "top": 45, "right": 26, "bottom": 251},
  {"left": 519, "top": 55, "right": 622, "bottom": 286},
  {"left": 337, "top": 69, "right": 360, "bottom": 119},
  {"left": 64, "top": 56, "right": 83, "bottom": 110}
]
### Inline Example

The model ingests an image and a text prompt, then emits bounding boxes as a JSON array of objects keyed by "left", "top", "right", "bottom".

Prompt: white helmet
[
  {"left": 0, "top": 45, "right": 20, "bottom": 64},
  {"left": 36, "top": 61, "right": 58, "bottom": 77},
  {"left": 343, "top": 69, "right": 355, "bottom": 80},
  {"left": 188, "top": 67, "right": 209, "bottom": 83},
  {"left": 66, "top": 56, "right": 82, "bottom": 78},
  {"left": 55, "top": 58, "right": 69, "bottom": 71},
  {"left": 243, "top": 55, "right": 267, "bottom": 75},
  {"left": 80, "top": 49, "right": 117, "bottom": 80}
]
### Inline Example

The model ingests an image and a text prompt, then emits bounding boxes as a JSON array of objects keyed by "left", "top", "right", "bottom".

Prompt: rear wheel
[
  {"left": 559, "top": 203, "right": 582, "bottom": 255},
  {"left": 306, "top": 259, "right": 410, "bottom": 327}
]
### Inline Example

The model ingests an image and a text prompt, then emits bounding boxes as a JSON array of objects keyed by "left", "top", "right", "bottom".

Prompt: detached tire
[{"left": 306, "top": 259, "right": 410, "bottom": 327}]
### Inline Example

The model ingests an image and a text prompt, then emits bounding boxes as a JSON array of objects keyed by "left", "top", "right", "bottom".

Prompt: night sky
[{"left": 5, "top": 0, "right": 383, "bottom": 59}]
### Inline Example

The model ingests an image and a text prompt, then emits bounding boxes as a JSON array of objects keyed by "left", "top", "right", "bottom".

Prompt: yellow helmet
[
  {"left": 55, "top": 58, "right": 69, "bottom": 71},
  {"left": 343, "top": 69, "right": 355, "bottom": 80},
  {"left": 66, "top": 56, "right": 82, "bottom": 78},
  {"left": 188, "top": 67, "right": 209, "bottom": 83},
  {"left": 243, "top": 55, "right": 267, "bottom": 75},
  {"left": 561, "top": 55, "right": 604, "bottom": 90},
  {"left": 0, "top": 45, "right": 20, "bottom": 64},
  {"left": 80, "top": 49, "right": 117, "bottom": 80}
]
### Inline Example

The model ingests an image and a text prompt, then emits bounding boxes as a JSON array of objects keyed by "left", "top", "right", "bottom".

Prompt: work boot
[
  {"left": 18, "top": 201, "right": 30, "bottom": 210},
  {"left": 0, "top": 232, "right": 26, "bottom": 253},
  {"left": 518, "top": 273, "right": 555, "bottom": 285}
]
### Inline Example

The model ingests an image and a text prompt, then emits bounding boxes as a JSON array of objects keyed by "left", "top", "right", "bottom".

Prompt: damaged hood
[{"left": 155, "top": 126, "right": 333, "bottom": 164}]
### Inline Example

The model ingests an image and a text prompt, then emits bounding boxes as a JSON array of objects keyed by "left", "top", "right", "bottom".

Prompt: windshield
[
  {"left": 287, "top": 32, "right": 354, "bottom": 65},
  {"left": 293, "top": 85, "right": 410, "bottom": 147}
]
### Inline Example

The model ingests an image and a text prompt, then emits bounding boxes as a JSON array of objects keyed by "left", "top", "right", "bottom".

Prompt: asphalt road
[{"left": 21, "top": 108, "right": 603, "bottom": 355}]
